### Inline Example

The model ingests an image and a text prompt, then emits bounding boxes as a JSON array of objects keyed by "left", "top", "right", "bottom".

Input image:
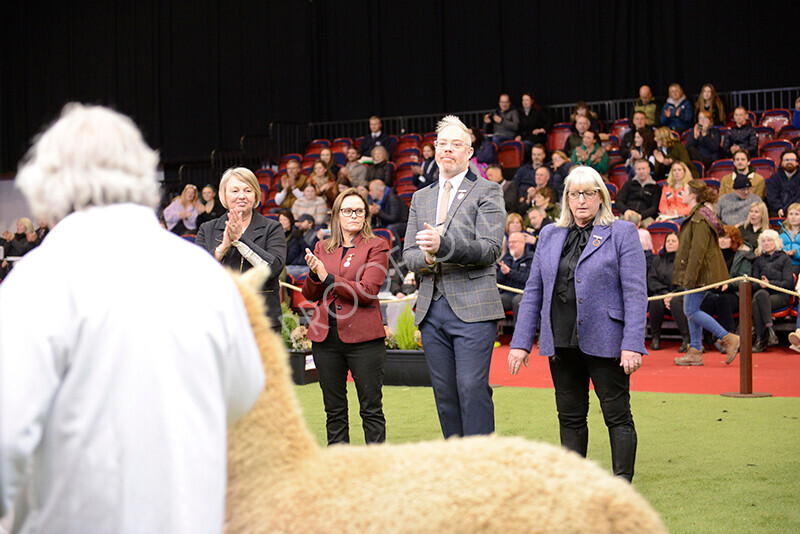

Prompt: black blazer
[{"left": 196, "top": 211, "right": 286, "bottom": 325}]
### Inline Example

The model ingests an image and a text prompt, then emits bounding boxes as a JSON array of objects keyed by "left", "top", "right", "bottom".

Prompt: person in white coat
[{"left": 0, "top": 103, "right": 265, "bottom": 534}]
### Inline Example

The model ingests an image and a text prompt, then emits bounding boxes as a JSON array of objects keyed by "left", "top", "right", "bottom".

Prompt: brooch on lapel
[
  {"left": 592, "top": 235, "right": 604, "bottom": 247},
  {"left": 457, "top": 189, "right": 467, "bottom": 200},
  {"left": 343, "top": 253, "right": 355, "bottom": 268}
]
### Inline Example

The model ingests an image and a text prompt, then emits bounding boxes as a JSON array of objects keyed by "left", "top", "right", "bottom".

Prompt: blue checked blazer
[{"left": 403, "top": 170, "right": 506, "bottom": 325}]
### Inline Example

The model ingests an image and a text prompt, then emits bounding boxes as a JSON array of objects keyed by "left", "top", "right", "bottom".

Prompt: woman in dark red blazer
[{"left": 302, "top": 188, "right": 390, "bottom": 445}]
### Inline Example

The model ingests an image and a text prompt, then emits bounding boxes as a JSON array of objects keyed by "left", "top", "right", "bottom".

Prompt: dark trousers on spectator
[
  {"left": 500, "top": 291, "right": 524, "bottom": 325},
  {"left": 312, "top": 321, "right": 386, "bottom": 445},
  {"left": 700, "top": 292, "right": 739, "bottom": 333},
  {"left": 752, "top": 289, "right": 790, "bottom": 335},
  {"left": 648, "top": 295, "right": 689, "bottom": 339},
  {"left": 549, "top": 347, "right": 637, "bottom": 482}
]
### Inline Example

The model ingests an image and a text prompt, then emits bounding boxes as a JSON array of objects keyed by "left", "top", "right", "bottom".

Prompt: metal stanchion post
[{"left": 722, "top": 279, "right": 771, "bottom": 398}]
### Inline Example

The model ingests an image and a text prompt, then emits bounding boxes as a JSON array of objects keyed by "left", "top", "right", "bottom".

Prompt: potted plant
[
  {"left": 281, "top": 303, "right": 318, "bottom": 385},
  {"left": 384, "top": 304, "right": 430, "bottom": 387}
]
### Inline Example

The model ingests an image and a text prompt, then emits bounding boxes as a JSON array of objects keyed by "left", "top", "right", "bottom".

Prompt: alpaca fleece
[{"left": 226, "top": 268, "right": 667, "bottom": 533}]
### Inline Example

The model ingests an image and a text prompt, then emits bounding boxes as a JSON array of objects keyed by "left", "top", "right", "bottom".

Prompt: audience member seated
[
  {"left": 483, "top": 93, "right": 519, "bottom": 145},
  {"left": 700, "top": 226, "right": 752, "bottom": 351},
  {"left": 275, "top": 159, "right": 308, "bottom": 210},
  {"left": 319, "top": 147, "right": 341, "bottom": 178},
  {"left": 653, "top": 126, "right": 699, "bottom": 180},
  {"left": 409, "top": 142, "right": 438, "bottom": 189},
  {"left": 0, "top": 217, "right": 37, "bottom": 279},
  {"left": 338, "top": 146, "right": 368, "bottom": 188},
  {"left": 723, "top": 106, "right": 758, "bottom": 158},
  {"left": 638, "top": 228, "right": 655, "bottom": 271},
  {"left": 533, "top": 186, "right": 560, "bottom": 221},
  {"left": 520, "top": 166, "right": 553, "bottom": 213},
  {"left": 549, "top": 150, "right": 573, "bottom": 198},
  {"left": 647, "top": 232, "right": 690, "bottom": 351},
  {"left": 279, "top": 209, "right": 310, "bottom": 278},
  {"left": 749, "top": 230, "right": 794, "bottom": 353},
  {"left": 309, "top": 159, "right": 341, "bottom": 207},
  {"left": 719, "top": 149, "right": 766, "bottom": 198},
  {"left": 660, "top": 83, "right": 693, "bottom": 133},
  {"left": 295, "top": 213, "right": 321, "bottom": 250},
  {"left": 779, "top": 203, "right": 800, "bottom": 276},
  {"left": 658, "top": 161, "right": 692, "bottom": 222},
  {"left": 34, "top": 218, "right": 49, "bottom": 244},
  {"left": 486, "top": 164, "right": 520, "bottom": 215},
  {"left": 515, "top": 93, "right": 552, "bottom": 156},
  {"left": 163, "top": 184, "right": 202, "bottom": 235},
  {"left": 693, "top": 83, "right": 726, "bottom": 125},
  {"left": 496, "top": 231, "right": 533, "bottom": 326},
  {"left": 686, "top": 110, "right": 721, "bottom": 168},
  {"left": 500, "top": 212, "right": 524, "bottom": 259},
  {"left": 570, "top": 130, "right": 609, "bottom": 175},
  {"left": 717, "top": 175, "right": 762, "bottom": 226},
  {"left": 523, "top": 206, "right": 552, "bottom": 253},
  {"left": 365, "top": 146, "right": 394, "bottom": 188},
  {"left": 617, "top": 158, "right": 662, "bottom": 228},
  {"left": 563, "top": 115, "right": 591, "bottom": 156},
  {"left": 619, "top": 111, "right": 650, "bottom": 160},
  {"left": 634, "top": 85, "right": 658, "bottom": 127},
  {"left": 196, "top": 184, "right": 226, "bottom": 228},
  {"left": 570, "top": 101, "right": 602, "bottom": 134},
  {"left": 740, "top": 201, "right": 769, "bottom": 251},
  {"left": 795, "top": 96, "right": 800, "bottom": 128},
  {"left": 359, "top": 115, "right": 394, "bottom": 158},
  {"left": 624, "top": 127, "right": 656, "bottom": 175},
  {"left": 469, "top": 127, "right": 497, "bottom": 165},
  {"left": 765, "top": 149, "right": 800, "bottom": 217},
  {"left": 512, "top": 144, "right": 548, "bottom": 201},
  {"left": 291, "top": 182, "right": 329, "bottom": 226},
  {"left": 367, "top": 179, "right": 408, "bottom": 254}
]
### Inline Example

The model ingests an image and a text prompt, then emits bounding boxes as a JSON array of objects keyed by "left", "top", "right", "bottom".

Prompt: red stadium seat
[
  {"left": 372, "top": 228, "right": 394, "bottom": 249},
  {"left": 497, "top": 140, "right": 524, "bottom": 168},
  {"left": 750, "top": 157, "right": 776, "bottom": 177},
  {"left": 755, "top": 126, "right": 775, "bottom": 151},
  {"left": 609, "top": 119, "right": 631, "bottom": 140},
  {"left": 547, "top": 123, "right": 572, "bottom": 153},
  {"left": 761, "top": 140, "right": 793, "bottom": 166},
  {"left": 607, "top": 164, "right": 629, "bottom": 191},
  {"left": 708, "top": 159, "right": 735, "bottom": 181},
  {"left": 778, "top": 125, "right": 800, "bottom": 142},
  {"left": 760, "top": 109, "right": 792, "bottom": 134},
  {"left": 603, "top": 182, "right": 617, "bottom": 201},
  {"left": 692, "top": 161, "right": 705, "bottom": 178},
  {"left": 648, "top": 221, "right": 680, "bottom": 253}
]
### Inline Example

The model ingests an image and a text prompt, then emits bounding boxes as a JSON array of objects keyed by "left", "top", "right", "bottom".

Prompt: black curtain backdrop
[{"left": 2, "top": 0, "right": 798, "bottom": 172}]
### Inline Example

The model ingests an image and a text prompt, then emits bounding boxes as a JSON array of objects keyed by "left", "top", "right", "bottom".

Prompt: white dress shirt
[
  {"left": 0, "top": 204, "right": 265, "bottom": 534},
  {"left": 435, "top": 169, "right": 468, "bottom": 224}
]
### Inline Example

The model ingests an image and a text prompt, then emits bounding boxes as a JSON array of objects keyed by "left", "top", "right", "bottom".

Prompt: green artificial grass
[{"left": 295, "top": 384, "right": 800, "bottom": 534}]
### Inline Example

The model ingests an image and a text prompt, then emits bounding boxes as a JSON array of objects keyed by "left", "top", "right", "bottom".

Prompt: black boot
[
  {"left": 766, "top": 327, "right": 779, "bottom": 346},
  {"left": 752, "top": 337, "right": 766, "bottom": 353},
  {"left": 678, "top": 335, "right": 690, "bottom": 353},
  {"left": 559, "top": 425, "right": 588, "bottom": 457},
  {"left": 650, "top": 336, "right": 661, "bottom": 351},
  {"left": 609, "top": 425, "right": 637, "bottom": 483}
]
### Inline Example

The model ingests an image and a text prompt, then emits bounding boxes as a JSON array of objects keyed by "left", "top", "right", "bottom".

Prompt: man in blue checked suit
[{"left": 403, "top": 115, "right": 507, "bottom": 438}]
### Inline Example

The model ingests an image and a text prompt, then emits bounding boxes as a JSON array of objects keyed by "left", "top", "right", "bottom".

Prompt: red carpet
[{"left": 489, "top": 339, "right": 800, "bottom": 398}]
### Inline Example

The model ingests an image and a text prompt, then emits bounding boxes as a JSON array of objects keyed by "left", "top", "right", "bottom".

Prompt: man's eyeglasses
[
  {"left": 434, "top": 140, "right": 468, "bottom": 150},
  {"left": 340, "top": 208, "right": 366, "bottom": 217},
  {"left": 567, "top": 189, "right": 600, "bottom": 200}
]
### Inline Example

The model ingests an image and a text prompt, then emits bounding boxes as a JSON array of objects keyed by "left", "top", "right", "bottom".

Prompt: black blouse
[{"left": 552, "top": 223, "right": 593, "bottom": 348}]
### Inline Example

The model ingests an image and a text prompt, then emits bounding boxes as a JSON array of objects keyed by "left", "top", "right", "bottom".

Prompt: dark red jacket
[{"left": 302, "top": 234, "right": 389, "bottom": 343}]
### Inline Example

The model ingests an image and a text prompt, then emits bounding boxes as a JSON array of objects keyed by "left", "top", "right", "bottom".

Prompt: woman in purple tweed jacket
[{"left": 508, "top": 166, "right": 647, "bottom": 482}]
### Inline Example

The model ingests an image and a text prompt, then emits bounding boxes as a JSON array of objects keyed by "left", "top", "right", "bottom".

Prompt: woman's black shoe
[
  {"left": 651, "top": 338, "right": 661, "bottom": 351},
  {"left": 766, "top": 327, "right": 779, "bottom": 346},
  {"left": 752, "top": 337, "right": 767, "bottom": 353}
]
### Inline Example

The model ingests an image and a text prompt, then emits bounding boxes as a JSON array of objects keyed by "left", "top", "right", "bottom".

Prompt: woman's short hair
[
  {"left": 535, "top": 186, "right": 554, "bottom": 202},
  {"left": 551, "top": 150, "right": 568, "bottom": 161},
  {"left": 16, "top": 103, "right": 160, "bottom": 225},
  {"left": 667, "top": 161, "right": 694, "bottom": 188},
  {"left": 668, "top": 83, "right": 685, "bottom": 98},
  {"left": 421, "top": 142, "right": 435, "bottom": 153},
  {"left": 219, "top": 167, "right": 260, "bottom": 210},
  {"left": 758, "top": 229, "right": 783, "bottom": 251},
  {"left": 325, "top": 188, "right": 375, "bottom": 253},
  {"left": 371, "top": 145, "right": 389, "bottom": 161},
  {"left": 17, "top": 217, "right": 34, "bottom": 234},
  {"left": 722, "top": 225, "right": 743, "bottom": 252},
  {"left": 278, "top": 209, "right": 295, "bottom": 227},
  {"left": 698, "top": 110, "right": 713, "bottom": 121},
  {"left": 556, "top": 166, "right": 615, "bottom": 227},
  {"left": 505, "top": 212, "right": 524, "bottom": 234}
]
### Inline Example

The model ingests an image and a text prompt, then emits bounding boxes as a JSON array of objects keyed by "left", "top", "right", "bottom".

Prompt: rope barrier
[{"left": 284, "top": 275, "right": 800, "bottom": 305}]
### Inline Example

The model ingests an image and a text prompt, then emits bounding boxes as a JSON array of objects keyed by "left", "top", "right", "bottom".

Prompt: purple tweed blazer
[{"left": 510, "top": 219, "right": 648, "bottom": 358}]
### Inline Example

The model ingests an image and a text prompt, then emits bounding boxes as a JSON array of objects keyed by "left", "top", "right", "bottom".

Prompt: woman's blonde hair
[
  {"left": 17, "top": 217, "right": 35, "bottom": 234},
  {"left": 219, "top": 167, "right": 260, "bottom": 210},
  {"left": 744, "top": 200, "right": 769, "bottom": 231},
  {"left": 667, "top": 161, "right": 694, "bottom": 188},
  {"left": 324, "top": 188, "right": 375, "bottom": 253},
  {"left": 505, "top": 212, "right": 524, "bottom": 234},
  {"left": 784, "top": 203, "right": 800, "bottom": 232},
  {"left": 654, "top": 126, "right": 676, "bottom": 148},
  {"left": 173, "top": 184, "right": 201, "bottom": 208},
  {"left": 556, "top": 166, "right": 615, "bottom": 227}
]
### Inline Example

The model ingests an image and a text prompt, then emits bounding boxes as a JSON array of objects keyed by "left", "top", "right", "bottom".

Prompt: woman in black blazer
[{"left": 196, "top": 167, "right": 286, "bottom": 329}]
